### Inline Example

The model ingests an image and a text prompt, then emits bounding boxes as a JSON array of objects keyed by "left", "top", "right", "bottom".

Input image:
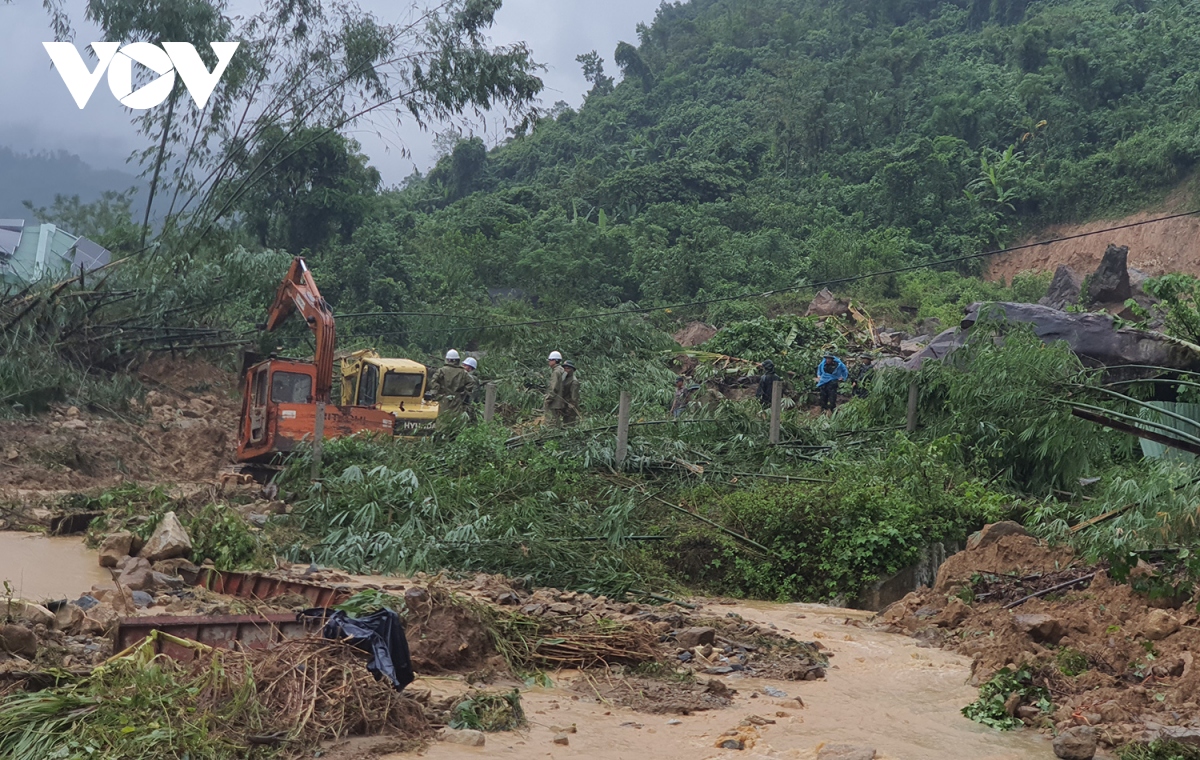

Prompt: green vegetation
[
  {"left": 1056, "top": 647, "right": 1090, "bottom": 677},
  {"left": 961, "top": 667, "right": 1051, "bottom": 730},
  {"left": 1121, "top": 741, "right": 1200, "bottom": 760},
  {"left": 660, "top": 438, "right": 1010, "bottom": 600},
  {"left": 448, "top": 690, "right": 526, "bottom": 732},
  {"left": 284, "top": 0, "right": 1200, "bottom": 337},
  {"left": 853, "top": 322, "right": 1123, "bottom": 492},
  {"left": 0, "top": 653, "right": 270, "bottom": 760}
]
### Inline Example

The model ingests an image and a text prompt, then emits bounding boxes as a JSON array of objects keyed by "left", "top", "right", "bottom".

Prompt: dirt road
[{"left": 401, "top": 601, "right": 1052, "bottom": 760}]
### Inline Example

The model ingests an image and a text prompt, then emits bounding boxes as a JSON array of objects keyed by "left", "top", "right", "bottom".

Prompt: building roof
[{"left": 0, "top": 219, "right": 112, "bottom": 286}]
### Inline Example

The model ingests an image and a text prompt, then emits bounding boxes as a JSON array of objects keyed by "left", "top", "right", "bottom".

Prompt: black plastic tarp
[{"left": 299, "top": 608, "right": 415, "bottom": 692}]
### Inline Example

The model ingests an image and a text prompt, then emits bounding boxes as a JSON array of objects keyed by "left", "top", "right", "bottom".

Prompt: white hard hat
[
  {"left": 445, "top": 349, "right": 460, "bottom": 361},
  {"left": 548, "top": 350, "right": 562, "bottom": 361},
  {"left": 463, "top": 357, "right": 477, "bottom": 369}
]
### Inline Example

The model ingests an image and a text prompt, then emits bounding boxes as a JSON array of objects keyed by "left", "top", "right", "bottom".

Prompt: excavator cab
[
  {"left": 234, "top": 258, "right": 396, "bottom": 463},
  {"left": 340, "top": 350, "right": 438, "bottom": 438},
  {"left": 236, "top": 357, "right": 395, "bottom": 462}
]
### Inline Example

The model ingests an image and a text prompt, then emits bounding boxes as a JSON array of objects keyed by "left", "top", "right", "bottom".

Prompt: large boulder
[
  {"left": 967, "top": 521, "right": 1030, "bottom": 551},
  {"left": 904, "top": 302, "right": 1200, "bottom": 372},
  {"left": 0, "top": 623, "right": 37, "bottom": 658},
  {"left": 116, "top": 557, "right": 157, "bottom": 591},
  {"left": 806, "top": 288, "right": 851, "bottom": 318},
  {"left": 1053, "top": 726, "right": 1097, "bottom": 760},
  {"left": 140, "top": 511, "right": 192, "bottom": 562},
  {"left": 98, "top": 531, "right": 141, "bottom": 568},
  {"left": 1087, "top": 244, "right": 1133, "bottom": 305},
  {"left": 1, "top": 599, "right": 56, "bottom": 627},
  {"left": 1040, "top": 265, "right": 1083, "bottom": 310}
]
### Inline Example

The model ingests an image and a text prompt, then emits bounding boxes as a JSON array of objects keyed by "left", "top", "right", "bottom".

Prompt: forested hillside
[{"left": 284, "top": 0, "right": 1200, "bottom": 329}]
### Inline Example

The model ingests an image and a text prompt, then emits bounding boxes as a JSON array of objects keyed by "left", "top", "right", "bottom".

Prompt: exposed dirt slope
[
  {"left": 0, "top": 357, "right": 238, "bottom": 493},
  {"left": 986, "top": 203, "right": 1200, "bottom": 283},
  {"left": 880, "top": 527, "right": 1200, "bottom": 753}
]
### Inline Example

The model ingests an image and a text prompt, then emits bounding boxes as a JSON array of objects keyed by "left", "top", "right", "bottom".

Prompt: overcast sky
[{"left": 0, "top": 0, "right": 662, "bottom": 185}]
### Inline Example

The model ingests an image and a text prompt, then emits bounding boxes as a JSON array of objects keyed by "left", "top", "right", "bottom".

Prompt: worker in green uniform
[
  {"left": 561, "top": 359, "right": 580, "bottom": 426},
  {"left": 544, "top": 350, "right": 567, "bottom": 426},
  {"left": 462, "top": 357, "right": 480, "bottom": 422},
  {"left": 428, "top": 349, "right": 470, "bottom": 423}
]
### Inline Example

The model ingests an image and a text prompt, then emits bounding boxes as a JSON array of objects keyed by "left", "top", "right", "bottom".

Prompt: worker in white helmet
[
  {"left": 544, "top": 350, "right": 568, "bottom": 426},
  {"left": 428, "top": 349, "right": 469, "bottom": 422},
  {"left": 462, "top": 357, "right": 480, "bottom": 422}
]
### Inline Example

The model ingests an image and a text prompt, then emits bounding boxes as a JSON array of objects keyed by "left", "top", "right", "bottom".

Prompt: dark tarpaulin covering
[{"left": 299, "top": 608, "right": 415, "bottom": 692}]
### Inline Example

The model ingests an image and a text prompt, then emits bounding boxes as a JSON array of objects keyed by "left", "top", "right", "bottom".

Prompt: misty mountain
[{"left": 0, "top": 146, "right": 141, "bottom": 223}]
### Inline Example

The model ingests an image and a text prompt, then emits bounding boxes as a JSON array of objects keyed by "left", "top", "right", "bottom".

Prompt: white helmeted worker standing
[
  {"left": 544, "top": 350, "right": 568, "bottom": 426},
  {"left": 462, "top": 356, "right": 480, "bottom": 422},
  {"left": 428, "top": 349, "right": 469, "bottom": 422}
]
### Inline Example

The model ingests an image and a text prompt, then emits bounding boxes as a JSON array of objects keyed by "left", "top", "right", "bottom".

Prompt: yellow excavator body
[{"left": 340, "top": 350, "right": 438, "bottom": 437}]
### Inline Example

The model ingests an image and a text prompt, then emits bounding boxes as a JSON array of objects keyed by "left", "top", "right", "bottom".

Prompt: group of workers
[
  {"left": 756, "top": 353, "right": 867, "bottom": 413},
  {"left": 427, "top": 348, "right": 580, "bottom": 426},
  {"left": 428, "top": 346, "right": 869, "bottom": 428}
]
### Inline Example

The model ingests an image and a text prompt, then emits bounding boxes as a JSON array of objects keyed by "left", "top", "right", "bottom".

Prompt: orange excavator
[{"left": 235, "top": 257, "right": 394, "bottom": 462}]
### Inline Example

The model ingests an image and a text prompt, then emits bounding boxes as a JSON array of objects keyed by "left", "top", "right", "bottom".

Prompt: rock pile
[{"left": 876, "top": 523, "right": 1200, "bottom": 754}]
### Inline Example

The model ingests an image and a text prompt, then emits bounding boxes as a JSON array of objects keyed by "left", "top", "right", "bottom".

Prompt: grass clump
[
  {"left": 1121, "top": 741, "right": 1200, "bottom": 760},
  {"left": 1056, "top": 647, "right": 1090, "bottom": 677},
  {"left": 448, "top": 689, "right": 525, "bottom": 732},
  {"left": 961, "top": 667, "right": 1051, "bottom": 731}
]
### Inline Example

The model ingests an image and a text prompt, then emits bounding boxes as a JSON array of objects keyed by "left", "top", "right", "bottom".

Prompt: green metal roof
[{"left": 0, "top": 219, "right": 111, "bottom": 287}]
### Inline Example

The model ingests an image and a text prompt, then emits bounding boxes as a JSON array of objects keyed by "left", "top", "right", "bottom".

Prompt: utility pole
[
  {"left": 484, "top": 382, "right": 497, "bottom": 423},
  {"left": 769, "top": 380, "right": 782, "bottom": 445},
  {"left": 906, "top": 382, "right": 919, "bottom": 433},
  {"left": 311, "top": 402, "right": 325, "bottom": 480},
  {"left": 615, "top": 391, "right": 632, "bottom": 467}
]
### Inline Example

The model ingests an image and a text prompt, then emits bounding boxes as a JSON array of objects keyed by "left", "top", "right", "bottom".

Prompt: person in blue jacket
[{"left": 815, "top": 354, "right": 849, "bottom": 412}]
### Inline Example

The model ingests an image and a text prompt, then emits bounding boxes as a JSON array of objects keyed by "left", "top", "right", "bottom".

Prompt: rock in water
[
  {"left": 1144, "top": 609, "right": 1181, "bottom": 641},
  {"left": 1040, "top": 265, "right": 1083, "bottom": 310},
  {"left": 441, "top": 728, "right": 485, "bottom": 747},
  {"left": 1087, "top": 244, "right": 1133, "bottom": 305},
  {"left": 98, "top": 531, "right": 138, "bottom": 568},
  {"left": 140, "top": 511, "right": 192, "bottom": 562},
  {"left": 116, "top": 557, "right": 157, "bottom": 591},
  {"left": 1053, "top": 726, "right": 1097, "bottom": 760}
]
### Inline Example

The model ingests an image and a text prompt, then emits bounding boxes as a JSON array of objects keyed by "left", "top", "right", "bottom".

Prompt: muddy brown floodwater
[
  {"left": 0, "top": 532, "right": 109, "bottom": 601},
  {"left": 397, "top": 601, "right": 1054, "bottom": 760}
]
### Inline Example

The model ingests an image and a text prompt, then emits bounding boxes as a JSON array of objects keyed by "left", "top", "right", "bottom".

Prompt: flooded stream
[
  {"left": 399, "top": 600, "right": 1054, "bottom": 760},
  {"left": 0, "top": 531, "right": 109, "bottom": 601}
]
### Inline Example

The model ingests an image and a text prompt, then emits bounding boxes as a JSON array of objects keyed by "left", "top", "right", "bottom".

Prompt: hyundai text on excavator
[
  {"left": 235, "top": 257, "right": 394, "bottom": 463},
  {"left": 340, "top": 350, "right": 438, "bottom": 438}
]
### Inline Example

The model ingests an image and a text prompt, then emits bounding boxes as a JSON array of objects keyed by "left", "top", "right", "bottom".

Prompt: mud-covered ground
[
  {"left": 880, "top": 523, "right": 1200, "bottom": 753},
  {"left": 0, "top": 356, "right": 238, "bottom": 495}
]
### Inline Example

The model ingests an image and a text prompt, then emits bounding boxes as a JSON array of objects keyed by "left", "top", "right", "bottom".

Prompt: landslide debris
[
  {"left": 877, "top": 523, "right": 1200, "bottom": 754},
  {"left": 0, "top": 357, "right": 238, "bottom": 494}
]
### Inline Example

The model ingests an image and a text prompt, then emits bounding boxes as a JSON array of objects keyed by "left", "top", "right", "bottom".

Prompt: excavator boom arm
[{"left": 263, "top": 257, "right": 335, "bottom": 403}]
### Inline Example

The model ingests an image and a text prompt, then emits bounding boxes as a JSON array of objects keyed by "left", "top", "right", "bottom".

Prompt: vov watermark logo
[{"left": 43, "top": 42, "right": 240, "bottom": 110}]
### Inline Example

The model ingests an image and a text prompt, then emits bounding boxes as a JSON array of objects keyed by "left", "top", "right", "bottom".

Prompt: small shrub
[
  {"left": 962, "top": 667, "right": 1050, "bottom": 730},
  {"left": 1056, "top": 647, "right": 1089, "bottom": 677},
  {"left": 449, "top": 690, "right": 525, "bottom": 732}
]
